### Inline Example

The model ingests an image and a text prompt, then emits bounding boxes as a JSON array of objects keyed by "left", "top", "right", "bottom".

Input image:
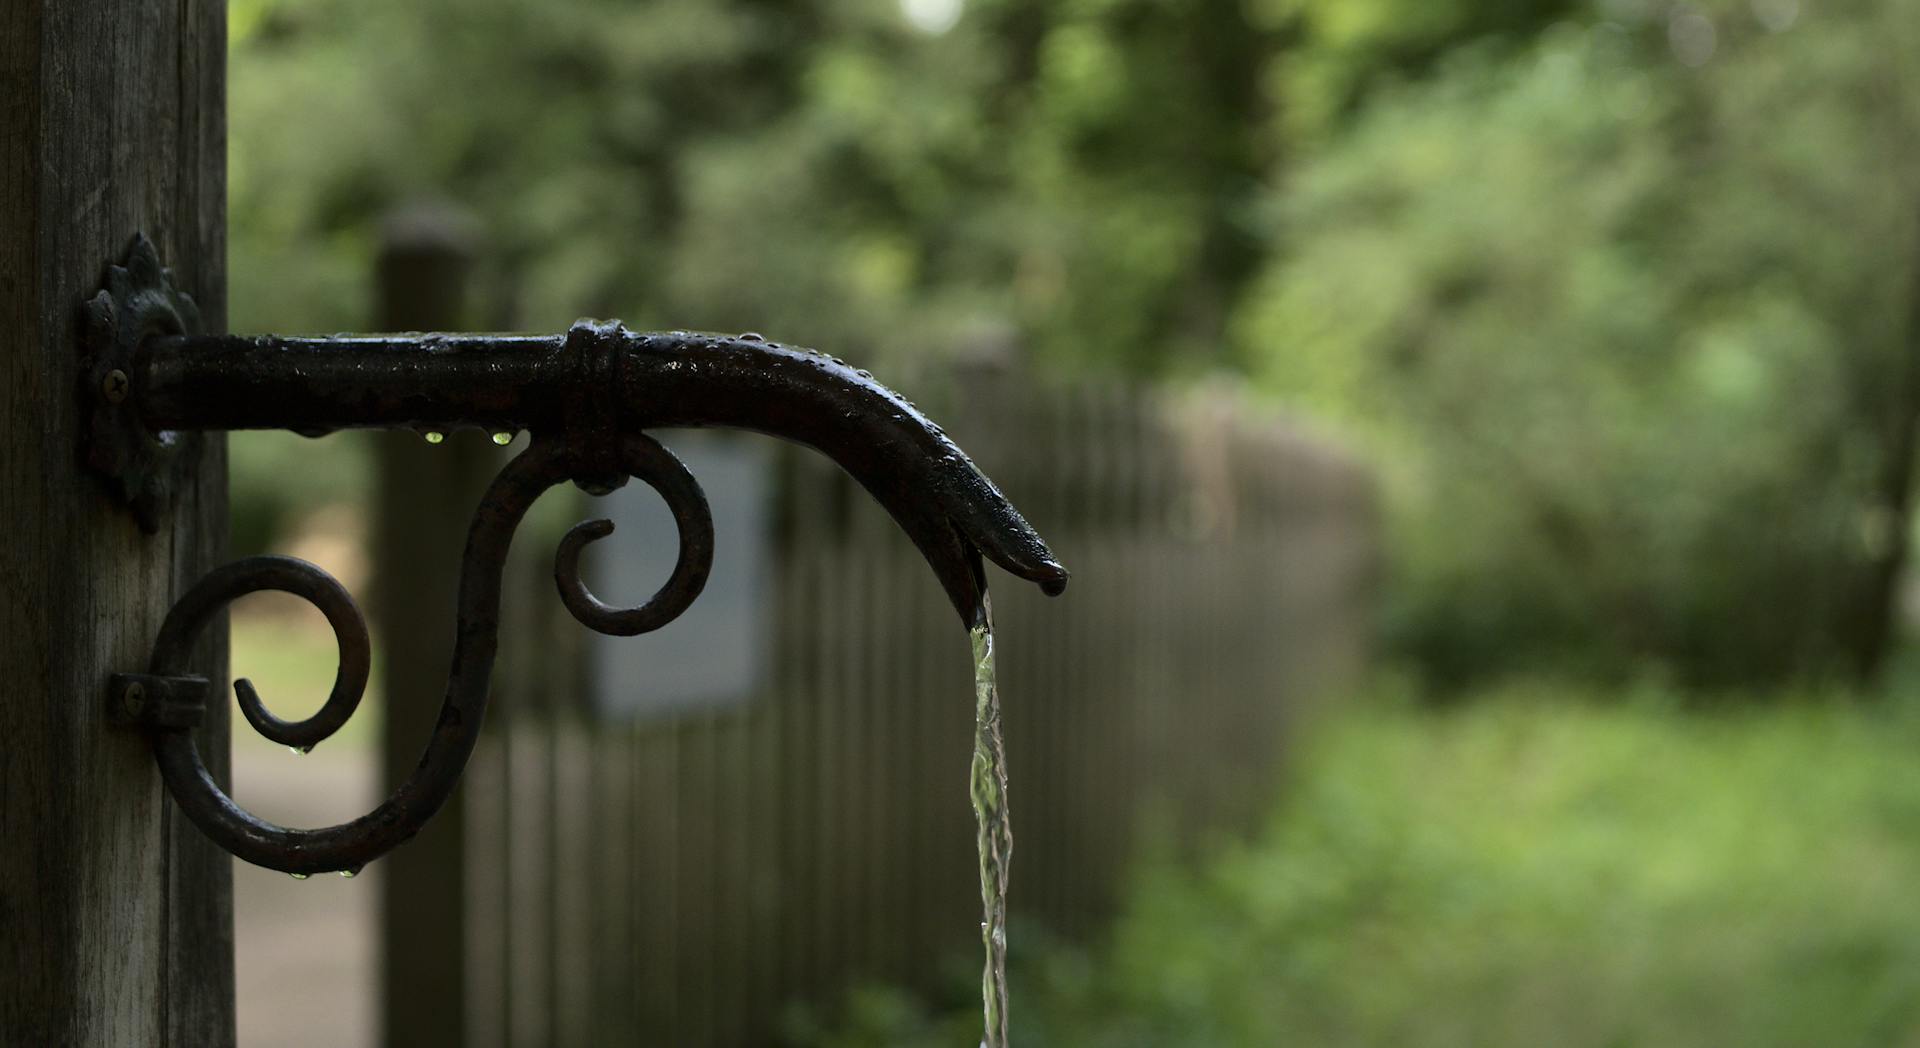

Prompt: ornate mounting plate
[{"left": 82, "top": 233, "right": 200, "bottom": 532}]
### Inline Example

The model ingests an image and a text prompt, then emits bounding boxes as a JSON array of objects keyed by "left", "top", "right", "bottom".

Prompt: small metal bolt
[
  {"left": 102, "top": 369, "right": 130, "bottom": 404},
  {"left": 121, "top": 681, "right": 146, "bottom": 717}
]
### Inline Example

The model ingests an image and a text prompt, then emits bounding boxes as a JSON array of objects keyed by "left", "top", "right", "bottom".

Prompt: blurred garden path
[{"left": 233, "top": 743, "right": 378, "bottom": 1048}]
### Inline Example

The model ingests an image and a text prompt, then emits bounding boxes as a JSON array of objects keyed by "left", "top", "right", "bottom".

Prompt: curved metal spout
[
  {"left": 611, "top": 326, "right": 1071, "bottom": 626},
  {"left": 96, "top": 232, "right": 1066, "bottom": 877},
  {"left": 136, "top": 321, "right": 1068, "bottom": 623}
]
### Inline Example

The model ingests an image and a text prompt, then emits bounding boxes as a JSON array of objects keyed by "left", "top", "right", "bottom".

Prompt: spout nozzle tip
[{"left": 1027, "top": 558, "right": 1069, "bottom": 597}]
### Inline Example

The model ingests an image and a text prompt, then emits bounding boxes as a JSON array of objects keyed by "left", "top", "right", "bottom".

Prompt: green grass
[
  {"left": 230, "top": 608, "right": 382, "bottom": 752},
  {"left": 807, "top": 680, "right": 1920, "bottom": 1047}
]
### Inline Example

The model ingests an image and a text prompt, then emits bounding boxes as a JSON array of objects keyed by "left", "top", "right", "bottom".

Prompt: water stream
[{"left": 969, "top": 599, "right": 1013, "bottom": 1048}]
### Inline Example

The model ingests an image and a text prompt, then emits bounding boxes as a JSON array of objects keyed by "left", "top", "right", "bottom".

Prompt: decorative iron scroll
[{"left": 93, "top": 234, "right": 1066, "bottom": 877}]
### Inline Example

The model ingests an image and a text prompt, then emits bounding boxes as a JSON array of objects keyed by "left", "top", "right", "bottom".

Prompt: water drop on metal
[{"left": 423, "top": 430, "right": 445, "bottom": 445}]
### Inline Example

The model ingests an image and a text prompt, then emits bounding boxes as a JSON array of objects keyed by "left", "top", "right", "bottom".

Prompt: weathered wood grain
[{"left": 0, "top": 1, "right": 230, "bottom": 1043}]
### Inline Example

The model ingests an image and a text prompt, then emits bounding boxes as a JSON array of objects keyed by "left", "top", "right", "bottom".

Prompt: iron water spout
[
  {"left": 92, "top": 234, "right": 1066, "bottom": 875},
  {"left": 134, "top": 321, "right": 1069, "bottom": 624}
]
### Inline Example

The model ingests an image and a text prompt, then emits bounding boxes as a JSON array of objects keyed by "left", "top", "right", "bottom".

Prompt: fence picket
[{"left": 443, "top": 373, "right": 1374, "bottom": 1045}]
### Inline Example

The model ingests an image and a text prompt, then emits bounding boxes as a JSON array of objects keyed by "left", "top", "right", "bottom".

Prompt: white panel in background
[{"left": 587, "top": 430, "right": 772, "bottom": 719}]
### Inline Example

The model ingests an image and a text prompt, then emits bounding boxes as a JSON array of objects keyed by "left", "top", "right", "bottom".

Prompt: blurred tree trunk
[
  {"left": 1844, "top": 202, "right": 1920, "bottom": 685},
  {"left": 1181, "top": 0, "right": 1282, "bottom": 360}
]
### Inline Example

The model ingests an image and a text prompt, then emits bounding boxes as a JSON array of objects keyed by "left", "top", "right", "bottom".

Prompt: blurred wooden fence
[{"left": 398, "top": 360, "right": 1375, "bottom": 1047}]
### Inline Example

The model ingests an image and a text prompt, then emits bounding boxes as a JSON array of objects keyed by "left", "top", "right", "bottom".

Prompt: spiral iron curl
[{"left": 143, "top": 433, "right": 712, "bottom": 876}]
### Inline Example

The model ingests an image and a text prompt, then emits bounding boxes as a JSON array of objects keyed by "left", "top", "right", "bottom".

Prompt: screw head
[
  {"left": 121, "top": 681, "right": 146, "bottom": 716},
  {"left": 102, "top": 369, "right": 130, "bottom": 404}
]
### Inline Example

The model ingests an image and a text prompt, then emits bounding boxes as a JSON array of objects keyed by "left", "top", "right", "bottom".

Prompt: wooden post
[
  {"left": 0, "top": 1, "right": 231, "bottom": 1044},
  {"left": 372, "top": 203, "right": 490, "bottom": 1048}
]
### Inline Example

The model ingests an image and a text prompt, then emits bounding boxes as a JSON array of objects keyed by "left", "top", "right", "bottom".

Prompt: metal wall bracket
[
  {"left": 106, "top": 673, "right": 208, "bottom": 732},
  {"left": 91, "top": 235, "right": 1067, "bottom": 877}
]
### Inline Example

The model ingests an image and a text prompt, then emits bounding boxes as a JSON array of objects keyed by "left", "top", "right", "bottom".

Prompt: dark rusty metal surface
[
  {"left": 140, "top": 439, "right": 701, "bottom": 876},
  {"left": 106, "top": 672, "right": 209, "bottom": 732},
  {"left": 92, "top": 234, "right": 1068, "bottom": 876},
  {"left": 80, "top": 234, "right": 202, "bottom": 532},
  {"left": 134, "top": 321, "right": 1070, "bottom": 617}
]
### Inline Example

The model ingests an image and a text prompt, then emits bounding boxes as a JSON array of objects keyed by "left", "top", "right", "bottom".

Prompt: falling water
[{"left": 969, "top": 598, "right": 1013, "bottom": 1048}]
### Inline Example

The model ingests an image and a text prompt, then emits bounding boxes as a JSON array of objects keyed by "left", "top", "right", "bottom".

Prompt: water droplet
[
  {"left": 287, "top": 745, "right": 311, "bottom": 756},
  {"left": 337, "top": 866, "right": 362, "bottom": 879},
  {"left": 423, "top": 430, "right": 445, "bottom": 445},
  {"left": 856, "top": 369, "right": 873, "bottom": 379},
  {"left": 738, "top": 332, "right": 764, "bottom": 341},
  {"left": 289, "top": 873, "right": 309, "bottom": 880},
  {"left": 491, "top": 431, "right": 514, "bottom": 446}
]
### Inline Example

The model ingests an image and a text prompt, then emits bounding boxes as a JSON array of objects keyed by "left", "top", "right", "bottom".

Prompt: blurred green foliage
[
  {"left": 230, "top": 0, "right": 1292, "bottom": 370},
  {"left": 223, "top": 6, "right": 1920, "bottom": 1040},
  {"left": 804, "top": 679, "right": 1920, "bottom": 1047},
  {"left": 1243, "top": 0, "right": 1920, "bottom": 687},
  {"left": 230, "top": 429, "right": 369, "bottom": 555},
  {"left": 231, "top": 0, "right": 1920, "bottom": 687}
]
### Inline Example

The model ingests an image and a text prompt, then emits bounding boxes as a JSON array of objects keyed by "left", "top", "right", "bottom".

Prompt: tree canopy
[{"left": 231, "top": 0, "right": 1920, "bottom": 689}]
